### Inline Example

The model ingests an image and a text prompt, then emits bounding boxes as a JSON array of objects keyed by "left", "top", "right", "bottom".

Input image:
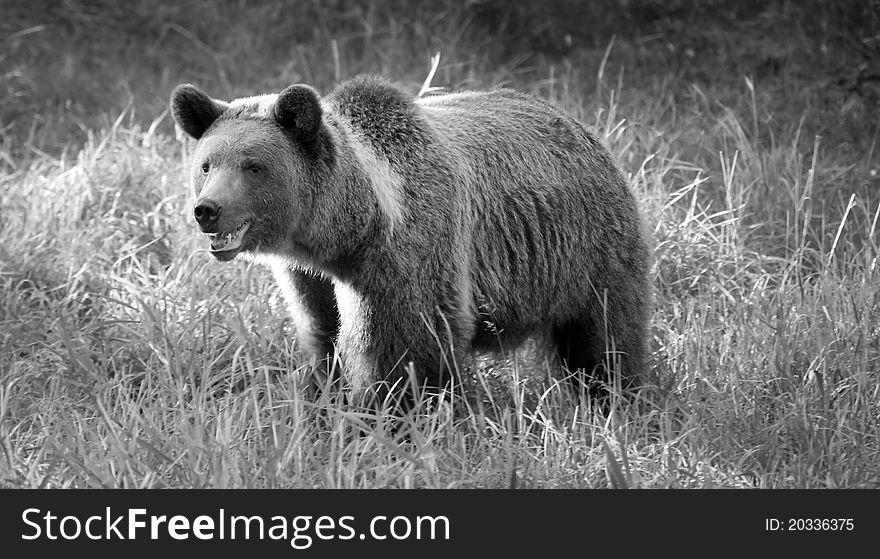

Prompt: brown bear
[{"left": 170, "top": 75, "right": 650, "bottom": 403}]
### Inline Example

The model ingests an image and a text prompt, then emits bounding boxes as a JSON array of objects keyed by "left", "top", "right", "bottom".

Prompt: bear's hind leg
[
  {"left": 553, "top": 315, "right": 641, "bottom": 400},
  {"left": 553, "top": 321, "right": 603, "bottom": 396}
]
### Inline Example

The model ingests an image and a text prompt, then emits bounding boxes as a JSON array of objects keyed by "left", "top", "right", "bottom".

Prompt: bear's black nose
[{"left": 194, "top": 199, "right": 221, "bottom": 229}]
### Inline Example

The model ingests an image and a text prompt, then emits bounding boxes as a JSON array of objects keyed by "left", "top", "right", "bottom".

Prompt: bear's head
[{"left": 170, "top": 83, "right": 325, "bottom": 262}]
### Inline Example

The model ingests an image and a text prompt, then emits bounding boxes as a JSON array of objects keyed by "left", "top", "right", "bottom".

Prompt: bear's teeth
[{"left": 209, "top": 220, "right": 250, "bottom": 252}]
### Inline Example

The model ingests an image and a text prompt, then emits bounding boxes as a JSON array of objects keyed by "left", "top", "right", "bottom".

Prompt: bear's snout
[{"left": 194, "top": 199, "right": 221, "bottom": 231}]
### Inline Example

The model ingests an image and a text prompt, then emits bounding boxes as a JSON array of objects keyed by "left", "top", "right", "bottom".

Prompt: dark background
[{"left": 2, "top": 0, "right": 878, "bottom": 161}]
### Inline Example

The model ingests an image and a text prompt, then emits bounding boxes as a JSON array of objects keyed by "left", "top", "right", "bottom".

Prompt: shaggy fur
[{"left": 170, "top": 75, "right": 650, "bottom": 402}]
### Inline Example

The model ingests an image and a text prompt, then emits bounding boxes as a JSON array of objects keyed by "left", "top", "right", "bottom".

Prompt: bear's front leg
[
  {"left": 333, "top": 280, "right": 465, "bottom": 406},
  {"left": 268, "top": 261, "right": 340, "bottom": 368}
]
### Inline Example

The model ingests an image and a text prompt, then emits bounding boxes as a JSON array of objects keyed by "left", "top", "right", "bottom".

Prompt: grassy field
[{"left": 1, "top": 0, "right": 879, "bottom": 488}]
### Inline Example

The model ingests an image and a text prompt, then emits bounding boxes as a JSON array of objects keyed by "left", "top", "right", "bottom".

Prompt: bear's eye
[
  {"left": 248, "top": 164, "right": 262, "bottom": 174},
  {"left": 200, "top": 162, "right": 210, "bottom": 174}
]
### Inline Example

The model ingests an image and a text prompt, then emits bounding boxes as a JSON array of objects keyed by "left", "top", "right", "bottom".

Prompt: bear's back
[
  {"left": 326, "top": 75, "right": 432, "bottom": 161},
  {"left": 415, "top": 87, "right": 628, "bottom": 225}
]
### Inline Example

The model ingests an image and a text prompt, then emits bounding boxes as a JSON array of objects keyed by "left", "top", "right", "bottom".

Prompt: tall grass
[{"left": 1, "top": 1, "right": 878, "bottom": 488}]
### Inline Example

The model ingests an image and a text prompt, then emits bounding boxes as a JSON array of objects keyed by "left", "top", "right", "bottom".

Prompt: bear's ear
[
  {"left": 274, "top": 84, "right": 322, "bottom": 142},
  {"left": 170, "top": 84, "right": 229, "bottom": 140}
]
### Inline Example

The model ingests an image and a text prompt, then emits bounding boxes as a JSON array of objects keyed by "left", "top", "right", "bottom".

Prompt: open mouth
[{"left": 207, "top": 220, "right": 251, "bottom": 253}]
